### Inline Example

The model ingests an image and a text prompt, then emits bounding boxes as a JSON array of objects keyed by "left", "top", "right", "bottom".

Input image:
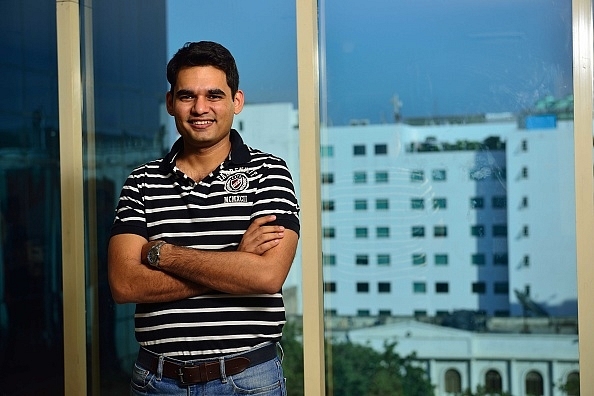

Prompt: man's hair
[{"left": 166, "top": 41, "right": 240, "bottom": 97}]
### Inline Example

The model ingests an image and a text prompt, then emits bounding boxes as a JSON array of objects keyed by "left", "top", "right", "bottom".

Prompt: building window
[
  {"left": 378, "top": 309, "right": 391, "bottom": 317},
  {"left": 525, "top": 371, "right": 544, "bottom": 396},
  {"left": 472, "top": 282, "right": 486, "bottom": 294},
  {"left": 412, "top": 226, "right": 425, "bottom": 238},
  {"left": 471, "top": 254, "right": 486, "bottom": 265},
  {"left": 412, "top": 253, "right": 426, "bottom": 266},
  {"left": 378, "top": 282, "right": 391, "bottom": 293},
  {"left": 321, "top": 173, "right": 334, "bottom": 184},
  {"left": 434, "top": 225, "right": 447, "bottom": 237},
  {"left": 356, "top": 254, "right": 369, "bottom": 265},
  {"left": 522, "top": 225, "right": 529, "bottom": 237},
  {"left": 376, "top": 198, "right": 389, "bottom": 210},
  {"left": 354, "top": 199, "right": 368, "bottom": 211},
  {"left": 357, "top": 309, "right": 370, "bottom": 317},
  {"left": 485, "top": 370, "right": 503, "bottom": 394},
  {"left": 433, "top": 198, "right": 447, "bottom": 209},
  {"left": 324, "top": 282, "right": 336, "bottom": 292},
  {"left": 354, "top": 171, "right": 367, "bottom": 183},
  {"left": 435, "top": 254, "right": 448, "bottom": 265},
  {"left": 323, "top": 227, "right": 335, "bottom": 238},
  {"left": 355, "top": 227, "right": 368, "bottom": 238},
  {"left": 322, "top": 200, "right": 334, "bottom": 211},
  {"left": 321, "top": 145, "right": 334, "bottom": 157},
  {"left": 492, "top": 196, "right": 507, "bottom": 209},
  {"left": 375, "top": 171, "right": 389, "bottom": 183},
  {"left": 413, "top": 282, "right": 426, "bottom": 294},
  {"left": 470, "top": 197, "right": 484, "bottom": 209},
  {"left": 322, "top": 254, "right": 336, "bottom": 266},
  {"left": 521, "top": 196, "right": 529, "bottom": 208},
  {"left": 521, "top": 139, "right": 528, "bottom": 151},
  {"left": 523, "top": 255, "right": 530, "bottom": 267},
  {"left": 432, "top": 169, "right": 447, "bottom": 181},
  {"left": 435, "top": 282, "right": 449, "bottom": 293},
  {"left": 494, "top": 282, "right": 509, "bottom": 294},
  {"left": 353, "top": 144, "right": 366, "bottom": 156},
  {"left": 377, "top": 254, "right": 390, "bottom": 266},
  {"left": 374, "top": 143, "right": 388, "bottom": 155},
  {"left": 471, "top": 225, "right": 485, "bottom": 237},
  {"left": 565, "top": 372, "right": 579, "bottom": 396},
  {"left": 493, "top": 224, "right": 507, "bottom": 237},
  {"left": 356, "top": 282, "right": 369, "bottom": 293},
  {"left": 522, "top": 166, "right": 529, "bottom": 178},
  {"left": 445, "top": 369, "right": 462, "bottom": 393},
  {"left": 376, "top": 227, "right": 390, "bottom": 238},
  {"left": 410, "top": 169, "right": 424, "bottom": 182},
  {"left": 411, "top": 198, "right": 425, "bottom": 210},
  {"left": 494, "top": 253, "right": 508, "bottom": 265}
]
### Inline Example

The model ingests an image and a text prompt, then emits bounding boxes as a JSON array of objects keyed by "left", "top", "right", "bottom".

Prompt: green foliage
[
  {"left": 558, "top": 374, "right": 580, "bottom": 395},
  {"left": 281, "top": 325, "right": 434, "bottom": 396}
]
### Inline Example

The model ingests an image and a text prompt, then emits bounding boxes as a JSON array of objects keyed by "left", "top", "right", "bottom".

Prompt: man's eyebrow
[{"left": 174, "top": 88, "right": 226, "bottom": 97}]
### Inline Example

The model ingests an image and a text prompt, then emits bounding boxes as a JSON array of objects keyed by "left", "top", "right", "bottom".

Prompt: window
[
  {"left": 377, "top": 254, "right": 390, "bottom": 266},
  {"left": 435, "top": 282, "right": 449, "bottom": 293},
  {"left": 412, "top": 226, "right": 425, "bottom": 238},
  {"left": 356, "top": 254, "right": 369, "bottom": 265},
  {"left": 323, "top": 254, "right": 336, "bottom": 266},
  {"left": 471, "top": 225, "right": 485, "bottom": 237},
  {"left": 432, "top": 169, "right": 447, "bottom": 181},
  {"left": 411, "top": 198, "right": 425, "bottom": 210},
  {"left": 356, "top": 282, "right": 369, "bottom": 293},
  {"left": 378, "top": 309, "right": 391, "bottom": 317},
  {"left": 375, "top": 171, "right": 389, "bottom": 183},
  {"left": 374, "top": 143, "right": 388, "bottom": 155},
  {"left": 323, "top": 227, "right": 335, "bottom": 238},
  {"left": 354, "top": 199, "right": 367, "bottom": 210},
  {"left": 355, "top": 227, "right": 368, "bottom": 238},
  {"left": 413, "top": 282, "right": 426, "bottom": 294},
  {"left": 485, "top": 370, "right": 503, "bottom": 394},
  {"left": 376, "top": 227, "right": 390, "bottom": 238},
  {"left": 353, "top": 171, "right": 367, "bottom": 183},
  {"left": 378, "top": 282, "right": 391, "bottom": 293},
  {"left": 521, "top": 196, "right": 529, "bottom": 208},
  {"left": 434, "top": 225, "right": 447, "bottom": 237},
  {"left": 472, "top": 282, "right": 486, "bottom": 294},
  {"left": 492, "top": 196, "right": 507, "bottom": 209},
  {"left": 321, "top": 173, "right": 334, "bottom": 184},
  {"left": 521, "top": 139, "right": 528, "bottom": 151},
  {"left": 525, "top": 371, "right": 544, "bottom": 396},
  {"left": 357, "top": 309, "right": 370, "bottom": 317},
  {"left": 324, "top": 282, "right": 336, "bottom": 293},
  {"left": 493, "top": 224, "right": 507, "bottom": 237},
  {"left": 471, "top": 254, "right": 486, "bottom": 265},
  {"left": 412, "top": 253, "right": 426, "bottom": 266},
  {"left": 523, "top": 255, "right": 530, "bottom": 267},
  {"left": 322, "top": 200, "right": 335, "bottom": 211},
  {"left": 321, "top": 145, "right": 334, "bottom": 157},
  {"left": 470, "top": 197, "right": 484, "bottom": 209},
  {"left": 494, "top": 253, "right": 508, "bottom": 265},
  {"left": 353, "top": 144, "right": 366, "bottom": 155},
  {"left": 494, "top": 282, "right": 509, "bottom": 294},
  {"left": 444, "top": 369, "right": 462, "bottom": 393},
  {"left": 410, "top": 169, "right": 424, "bottom": 182},
  {"left": 432, "top": 198, "right": 447, "bottom": 209},
  {"left": 522, "top": 166, "right": 529, "bottom": 178},
  {"left": 522, "top": 225, "right": 529, "bottom": 237},
  {"left": 435, "top": 254, "right": 448, "bottom": 265},
  {"left": 375, "top": 198, "right": 389, "bottom": 210}
]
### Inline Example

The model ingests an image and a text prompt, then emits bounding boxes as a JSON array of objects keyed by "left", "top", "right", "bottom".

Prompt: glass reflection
[{"left": 320, "top": 0, "right": 578, "bottom": 395}]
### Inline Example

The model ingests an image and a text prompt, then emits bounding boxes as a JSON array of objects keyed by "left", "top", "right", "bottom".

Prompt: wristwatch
[{"left": 147, "top": 241, "right": 166, "bottom": 268}]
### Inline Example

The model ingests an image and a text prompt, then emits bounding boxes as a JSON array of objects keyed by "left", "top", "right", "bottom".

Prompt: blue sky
[{"left": 167, "top": 0, "right": 572, "bottom": 125}]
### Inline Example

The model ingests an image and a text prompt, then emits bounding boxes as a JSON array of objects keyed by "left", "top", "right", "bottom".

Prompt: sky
[{"left": 167, "top": 0, "right": 572, "bottom": 126}]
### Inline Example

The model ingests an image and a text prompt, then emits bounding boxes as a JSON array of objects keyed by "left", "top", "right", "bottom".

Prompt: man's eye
[{"left": 179, "top": 95, "right": 194, "bottom": 101}]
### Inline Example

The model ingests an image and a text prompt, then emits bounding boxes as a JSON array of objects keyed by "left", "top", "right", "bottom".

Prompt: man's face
[{"left": 166, "top": 66, "right": 244, "bottom": 150}]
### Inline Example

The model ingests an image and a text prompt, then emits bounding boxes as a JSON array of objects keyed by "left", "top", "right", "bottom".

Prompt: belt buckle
[{"left": 177, "top": 365, "right": 199, "bottom": 385}]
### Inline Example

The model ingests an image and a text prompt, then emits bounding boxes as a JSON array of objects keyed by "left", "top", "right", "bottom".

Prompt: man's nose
[{"left": 192, "top": 96, "right": 208, "bottom": 114}]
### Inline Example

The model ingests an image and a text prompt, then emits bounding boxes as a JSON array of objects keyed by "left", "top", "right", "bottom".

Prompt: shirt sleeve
[{"left": 110, "top": 167, "right": 149, "bottom": 240}]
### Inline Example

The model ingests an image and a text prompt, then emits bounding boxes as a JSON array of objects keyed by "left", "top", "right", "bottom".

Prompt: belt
[{"left": 137, "top": 344, "right": 278, "bottom": 385}]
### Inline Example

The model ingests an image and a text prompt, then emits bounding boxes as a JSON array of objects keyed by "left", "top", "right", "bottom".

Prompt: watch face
[{"left": 148, "top": 247, "right": 158, "bottom": 266}]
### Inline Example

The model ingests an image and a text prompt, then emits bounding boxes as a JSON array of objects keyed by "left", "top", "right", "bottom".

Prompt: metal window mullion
[{"left": 56, "top": 1, "right": 87, "bottom": 395}]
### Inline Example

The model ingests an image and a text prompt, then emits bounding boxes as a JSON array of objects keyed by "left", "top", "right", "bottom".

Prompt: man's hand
[{"left": 237, "top": 215, "right": 285, "bottom": 255}]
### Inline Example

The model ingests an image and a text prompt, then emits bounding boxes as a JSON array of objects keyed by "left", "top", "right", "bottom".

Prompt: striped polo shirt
[{"left": 110, "top": 129, "right": 300, "bottom": 359}]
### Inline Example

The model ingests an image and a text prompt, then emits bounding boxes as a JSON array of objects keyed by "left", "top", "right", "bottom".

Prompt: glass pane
[
  {"left": 90, "top": 0, "right": 302, "bottom": 393},
  {"left": 320, "top": 1, "right": 578, "bottom": 395},
  {"left": 0, "top": 1, "right": 64, "bottom": 393}
]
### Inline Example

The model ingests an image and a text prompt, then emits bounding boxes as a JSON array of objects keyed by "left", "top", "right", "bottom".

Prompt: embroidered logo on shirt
[{"left": 224, "top": 172, "right": 249, "bottom": 193}]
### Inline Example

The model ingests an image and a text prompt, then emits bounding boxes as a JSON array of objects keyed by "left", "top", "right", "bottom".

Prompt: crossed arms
[{"left": 108, "top": 215, "right": 299, "bottom": 304}]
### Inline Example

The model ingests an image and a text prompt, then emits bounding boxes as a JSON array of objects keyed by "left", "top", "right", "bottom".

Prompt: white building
[{"left": 231, "top": 103, "right": 578, "bottom": 319}]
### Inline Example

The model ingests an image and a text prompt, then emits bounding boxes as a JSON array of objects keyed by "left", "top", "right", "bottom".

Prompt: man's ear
[
  {"left": 165, "top": 91, "right": 174, "bottom": 116},
  {"left": 233, "top": 90, "right": 245, "bottom": 115}
]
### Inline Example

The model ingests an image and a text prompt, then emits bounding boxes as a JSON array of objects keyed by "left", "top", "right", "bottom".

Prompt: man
[{"left": 108, "top": 41, "right": 300, "bottom": 395}]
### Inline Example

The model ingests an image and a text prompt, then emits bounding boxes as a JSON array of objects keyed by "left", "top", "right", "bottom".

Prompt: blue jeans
[{"left": 129, "top": 345, "right": 287, "bottom": 396}]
